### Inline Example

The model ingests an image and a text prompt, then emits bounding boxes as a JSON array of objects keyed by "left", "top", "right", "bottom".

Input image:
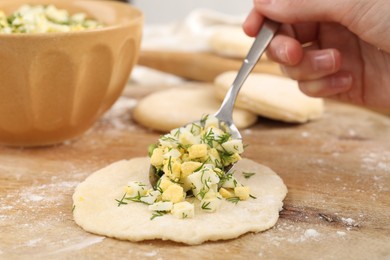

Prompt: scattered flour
[
  {"left": 100, "top": 97, "right": 138, "bottom": 131},
  {"left": 26, "top": 238, "right": 43, "bottom": 247},
  {"left": 264, "top": 223, "right": 326, "bottom": 245},
  {"left": 304, "top": 229, "right": 320, "bottom": 238},
  {"left": 143, "top": 250, "right": 158, "bottom": 257},
  {"left": 336, "top": 231, "right": 346, "bottom": 236},
  {"left": 301, "top": 132, "right": 310, "bottom": 138},
  {"left": 341, "top": 217, "right": 356, "bottom": 226},
  {"left": 44, "top": 236, "right": 105, "bottom": 255},
  {"left": 25, "top": 195, "right": 44, "bottom": 202},
  {"left": 243, "top": 129, "right": 253, "bottom": 135},
  {"left": 0, "top": 176, "right": 90, "bottom": 255},
  {"left": 361, "top": 152, "right": 390, "bottom": 172}
]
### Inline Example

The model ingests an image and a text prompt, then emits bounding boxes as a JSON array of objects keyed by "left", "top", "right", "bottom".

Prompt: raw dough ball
[
  {"left": 209, "top": 25, "right": 267, "bottom": 60},
  {"left": 133, "top": 86, "right": 257, "bottom": 132},
  {"left": 73, "top": 157, "right": 287, "bottom": 245},
  {"left": 214, "top": 72, "right": 324, "bottom": 123}
]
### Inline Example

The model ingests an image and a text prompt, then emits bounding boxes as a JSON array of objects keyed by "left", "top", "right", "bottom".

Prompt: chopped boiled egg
[
  {"left": 219, "top": 187, "right": 235, "bottom": 199},
  {"left": 200, "top": 189, "right": 222, "bottom": 212},
  {"left": 150, "top": 148, "right": 164, "bottom": 167},
  {"left": 161, "top": 184, "right": 185, "bottom": 203},
  {"left": 148, "top": 201, "right": 173, "bottom": 212},
  {"left": 117, "top": 115, "right": 255, "bottom": 220},
  {"left": 140, "top": 190, "right": 161, "bottom": 205},
  {"left": 188, "top": 144, "right": 208, "bottom": 159},
  {"left": 234, "top": 186, "right": 251, "bottom": 201},
  {"left": 171, "top": 201, "right": 194, "bottom": 219},
  {"left": 125, "top": 181, "right": 148, "bottom": 197}
]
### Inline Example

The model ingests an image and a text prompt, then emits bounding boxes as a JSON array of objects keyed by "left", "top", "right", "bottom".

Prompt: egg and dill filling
[
  {"left": 115, "top": 115, "right": 257, "bottom": 220},
  {"left": 0, "top": 4, "right": 103, "bottom": 34}
]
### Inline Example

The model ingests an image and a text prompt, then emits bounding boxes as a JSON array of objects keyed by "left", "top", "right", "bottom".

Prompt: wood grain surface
[{"left": 1, "top": 83, "right": 389, "bottom": 259}]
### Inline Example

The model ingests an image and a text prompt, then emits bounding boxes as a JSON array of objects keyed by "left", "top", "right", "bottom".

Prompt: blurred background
[{"left": 129, "top": 0, "right": 253, "bottom": 24}]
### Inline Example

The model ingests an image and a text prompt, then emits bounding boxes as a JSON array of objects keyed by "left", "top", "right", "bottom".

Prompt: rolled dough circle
[
  {"left": 209, "top": 25, "right": 255, "bottom": 59},
  {"left": 214, "top": 72, "right": 324, "bottom": 123},
  {"left": 73, "top": 157, "right": 287, "bottom": 245},
  {"left": 133, "top": 86, "right": 257, "bottom": 132}
]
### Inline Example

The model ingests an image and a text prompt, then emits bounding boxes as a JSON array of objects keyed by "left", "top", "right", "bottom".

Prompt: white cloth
[{"left": 141, "top": 8, "right": 246, "bottom": 52}]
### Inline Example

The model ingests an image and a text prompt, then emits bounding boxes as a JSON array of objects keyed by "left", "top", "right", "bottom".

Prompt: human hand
[{"left": 243, "top": 0, "right": 390, "bottom": 111}]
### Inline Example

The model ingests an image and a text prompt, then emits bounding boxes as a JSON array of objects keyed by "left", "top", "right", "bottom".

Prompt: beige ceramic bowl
[{"left": 0, "top": 0, "right": 143, "bottom": 146}]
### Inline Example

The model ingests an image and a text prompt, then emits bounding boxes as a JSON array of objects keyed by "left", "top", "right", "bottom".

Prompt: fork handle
[{"left": 215, "top": 19, "right": 279, "bottom": 121}]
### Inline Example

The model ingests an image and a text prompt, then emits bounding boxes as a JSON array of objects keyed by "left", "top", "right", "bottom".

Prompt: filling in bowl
[{"left": 0, "top": 4, "right": 104, "bottom": 34}]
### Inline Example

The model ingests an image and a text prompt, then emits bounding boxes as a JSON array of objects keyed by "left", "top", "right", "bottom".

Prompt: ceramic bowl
[{"left": 0, "top": 0, "right": 143, "bottom": 146}]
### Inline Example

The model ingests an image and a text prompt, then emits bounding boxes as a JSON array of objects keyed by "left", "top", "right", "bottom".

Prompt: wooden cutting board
[
  {"left": 1, "top": 83, "right": 389, "bottom": 259},
  {"left": 138, "top": 50, "right": 283, "bottom": 82}
]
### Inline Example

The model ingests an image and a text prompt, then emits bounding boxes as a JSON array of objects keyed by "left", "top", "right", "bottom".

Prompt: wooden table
[{"left": 1, "top": 83, "right": 389, "bottom": 259}]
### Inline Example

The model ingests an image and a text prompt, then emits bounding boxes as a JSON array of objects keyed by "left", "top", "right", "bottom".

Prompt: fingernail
[
  {"left": 304, "top": 82, "right": 322, "bottom": 94},
  {"left": 331, "top": 73, "right": 352, "bottom": 89},
  {"left": 276, "top": 44, "right": 290, "bottom": 64},
  {"left": 304, "top": 73, "right": 352, "bottom": 95},
  {"left": 312, "top": 51, "right": 335, "bottom": 71}
]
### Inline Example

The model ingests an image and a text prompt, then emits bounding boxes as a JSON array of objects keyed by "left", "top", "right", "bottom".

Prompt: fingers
[
  {"left": 280, "top": 49, "right": 342, "bottom": 81},
  {"left": 298, "top": 71, "right": 353, "bottom": 97},
  {"left": 243, "top": 8, "right": 264, "bottom": 37},
  {"left": 251, "top": 0, "right": 349, "bottom": 24},
  {"left": 266, "top": 34, "right": 303, "bottom": 65},
  {"left": 266, "top": 35, "right": 342, "bottom": 81}
]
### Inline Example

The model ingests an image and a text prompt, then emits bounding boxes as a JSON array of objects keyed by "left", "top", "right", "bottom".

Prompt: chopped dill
[
  {"left": 242, "top": 172, "right": 256, "bottom": 179},
  {"left": 216, "top": 132, "right": 231, "bottom": 144},
  {"left": 200, "top": 114, "right": 209, "bottom": 126},
  {"left": 150, "top": 211, "right": 167, "bottom": 220},
  {"left": 226, "top": 196, "right": 240, "bottom": 204},
  {"left": 125, "top": 191, "right": 150, "bottom": 205},
  {"left": 115, "top": 192, "right": 128, "bottom": 207},
  {"left": 201, "top": 128, "right": 215, "bottom": 147},
  {"left": 147, "top": 143, "right": 157, "bottom": 157},
  {"left": 201, "top": 201, "right": 211, "bottom": 210}
]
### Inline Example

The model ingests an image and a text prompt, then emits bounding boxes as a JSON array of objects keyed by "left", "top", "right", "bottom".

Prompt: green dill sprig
[
  {"left": 242, "top": 172, "right": 256, "bottom": 179},
  {"left": 125, "top": 191, "right": 150, "bottom": 205},
  {"left": 215, "top": 132, "right": 231, "bottom": 144},
  {"left": 226, "top": 196, "right": 240, "bottom": 204},
  {"left": 218, "top": 150, "right": 234, "bottom": 166},
  {"left": 155, "top": 177, "right": 164, "bottom": 193},
  {"left": 200, "top": 114, "right": 209, "bottom": 126},
  {"left": 148, "top": 143, "right": 157, "bottom": 157},
  {"left": 190, "top": 123, "right": 202, "bottom": 135},
  {"left": 201, "top": 201, "right": 211, "bottom": 210},
  {"left": 197, "top": 187, "right": 208, "bottom": 200},
  {"left": 201, "top": 128, "right": 215, "bottom": 147},
  {"left": 218, "top": 172, "right": 233, "bottom": 186},
  {"left": 115, "top": 192, "right": 128, "bottom": 207},
  {"left": 194, "top": 160, "right": 208, "bottom": 172},
  {"left": 173, "top": 128, "right": 181, "bottom": 137},
  {"left": 167, "top": 156, "right": 173, "bottom": 173},
  {"left": 150, "top": 211, "right": 167, "bottom": 220},
  {"left": 249, "top": 194, "right": 257, "bottom": 199}
]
